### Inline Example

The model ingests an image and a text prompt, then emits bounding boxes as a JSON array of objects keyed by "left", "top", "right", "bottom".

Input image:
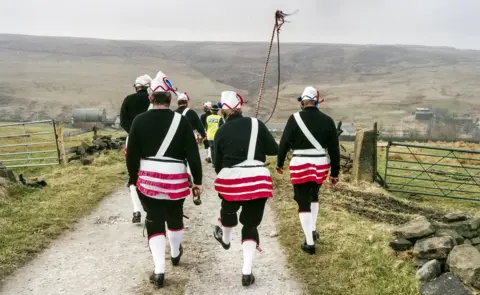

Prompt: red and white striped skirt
[
  {"left": 214, "top": 160, "right": 273, "bottom": 202},
  {"left": 136, "top": 157, "right": 190, "bottom": 200},
  {"left": 289, "top": 153, "right": 330, "bottom": 185}
]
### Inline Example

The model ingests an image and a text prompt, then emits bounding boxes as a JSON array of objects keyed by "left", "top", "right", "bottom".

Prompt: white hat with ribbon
[{"left": 220, "top": 91, "right": 245, "bottom": 110}]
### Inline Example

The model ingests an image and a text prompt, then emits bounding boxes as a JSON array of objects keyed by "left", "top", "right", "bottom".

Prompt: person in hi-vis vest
[{"left": 206, "top": 103, "right": 224, "bottom": 168}]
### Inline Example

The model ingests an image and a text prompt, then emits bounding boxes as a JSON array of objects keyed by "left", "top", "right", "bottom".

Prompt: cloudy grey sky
[{"left": 1, "top": 0, "right": 479, "bottom": 49}]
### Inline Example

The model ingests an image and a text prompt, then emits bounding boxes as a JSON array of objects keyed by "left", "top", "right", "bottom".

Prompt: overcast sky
[{"left": 1, "top": 0, "right": 479, "bottom": 49}]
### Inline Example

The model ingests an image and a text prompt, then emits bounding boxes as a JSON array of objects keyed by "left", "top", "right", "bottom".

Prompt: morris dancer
[
  {"left": 213, "top": 91, "right": 278, "bottom": 286},
  {"left": 205, "top": 103, "right": 224, "bottom": 168},
  {"left": 120, "top": 74, "right": 152, "bottom": 223},
  {"left": 175, "top": 92, "right": 207, "bottom": 139},
  {"left": 126, "top": 71, "right": 203, "bottom": 288},
  {"left": 200, "top": 101, "right": 213, "bottom": 163},
  {"left": 175, "top": 92, "right": 206, "bottom": 185},
  {"left": 276, "top": 86, "right": 340, "bottom": 255}
]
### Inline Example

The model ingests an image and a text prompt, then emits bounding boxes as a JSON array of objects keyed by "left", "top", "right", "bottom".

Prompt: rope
[
  {"left": 263, "top": 29, "right": 281, "bottom": 124},
  {"left": 254, "top": 24, "right": 277, "bottom": 119},
  {"left": 254, "top": 10, "right": 296, "bottom": 123}
]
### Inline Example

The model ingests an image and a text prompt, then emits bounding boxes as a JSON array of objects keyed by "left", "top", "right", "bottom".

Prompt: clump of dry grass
[
  {"left": 0, "top": 177, "right": 9, "bottom": 202},
  {"left": 0, "top": 151, "right": 126, "bottom": 280}
]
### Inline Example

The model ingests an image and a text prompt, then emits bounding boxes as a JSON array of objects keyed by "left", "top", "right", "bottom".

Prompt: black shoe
[
  {"left": 171, "top": 244, "right": 183, "bottom": 266},
  {"left": 313, "top": 231, "right": 319, "bottom": 242},
  {"left": 301, "top": 240, "right": 316, "bottom": 255},
  {"left": 205, "top": 157, "right": 212, "bottom": 163},
  {"left": 149, "top": 272, "right": 164, "bottom": 288},
  {"left": 242, "top": 273, "right": 255, "bottom": 287},
  {"left": 132, "top": 212, "right": 141, "bottom": 223},
  {"left": 213, "top": 225, "right": 231, "bottom": 250}
]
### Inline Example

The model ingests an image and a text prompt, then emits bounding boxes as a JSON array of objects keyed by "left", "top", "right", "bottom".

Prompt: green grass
[
  {"left": 269, "top": 159, "right": 420, "bottom": 295},
  {"left": 0, "top": 149, "right": 126, "bottom": 280}
]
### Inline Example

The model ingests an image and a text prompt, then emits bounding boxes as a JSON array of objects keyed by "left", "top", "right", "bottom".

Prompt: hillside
[{"left": 1, "top": 34, "right": 480, "bottom": 125}]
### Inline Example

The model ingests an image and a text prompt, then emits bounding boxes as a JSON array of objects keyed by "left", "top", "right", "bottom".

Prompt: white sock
[
  {"left": 222, "top": 226, "right": 232, "bottom": 244},
  {"left": 299, "top": 212, "right": 314, "bottom": 246},
  {"left": 207, "top": 147, "right": 211, "bottom": 158},
  {"left": 149, "top": 234, "right": 166, "bottom": 274},
  {"left": 168, "top": 229, "right": 184, "bottom": 258},
  {"left": 242, "top": 240, "right": 257, "bottom": 275},
  {"left": 311, "top": 202, "right": 319, "bottom": 231},
  {"left": 129, "top": 185, "right": 142, "bottom": 213}
]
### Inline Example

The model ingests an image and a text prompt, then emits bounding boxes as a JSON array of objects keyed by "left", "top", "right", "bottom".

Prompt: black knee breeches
[
  {"left": 138, "top": 191, "right": 185, "bottom": 238},
  {"left": 208, "top": 140, "right": 215, "bottom": 164},
  {"left": 293, "top": 182, "right": 321, "bottom": 213},
  {"left": 219, "top": 197, "right": 267, "bottom": 244}
]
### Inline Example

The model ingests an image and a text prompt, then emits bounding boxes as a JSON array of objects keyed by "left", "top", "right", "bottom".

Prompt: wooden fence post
[{"left": 57, "top": 125, "right": 68, "bottom": 165}]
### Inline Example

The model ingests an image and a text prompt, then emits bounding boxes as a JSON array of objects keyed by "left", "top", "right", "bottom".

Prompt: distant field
[{"left": 1, "top": 34, "right": 480, "bottom": 125}]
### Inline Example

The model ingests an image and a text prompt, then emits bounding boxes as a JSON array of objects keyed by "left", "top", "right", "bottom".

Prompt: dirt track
[{"left": 1, "top": 151, "right": 302, "bottom": 295}]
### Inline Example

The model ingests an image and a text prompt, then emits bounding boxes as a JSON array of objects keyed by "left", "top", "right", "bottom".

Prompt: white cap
[
  {"left": 301, "top": 86, "right": 319, "bottom": 101},
  {"left": 204, "top": 101, "right": 212, "bottom": 108},
  {"left": 134, "top": 74, "right": 152, "bottom": 87},
  {"left": 221, "top": 91, "right": 244, "bottom": 110},
  {"left": 177, "top": 92, "right": 189, "bottom": 101},
  {"left": 149, "top": 71, "right": 177, "bottom": 95}
]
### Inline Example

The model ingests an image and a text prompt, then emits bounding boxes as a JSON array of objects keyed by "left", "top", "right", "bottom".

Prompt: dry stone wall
[{"left": 391, "top": 212, "right": 480, "bottom": 294}]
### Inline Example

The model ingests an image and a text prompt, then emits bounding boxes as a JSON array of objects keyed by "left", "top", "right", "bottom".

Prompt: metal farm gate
[
  {"left": 383, "top": 142, "right": 480, "bottom": 201},
  {"left": 0, "top": 120, "right": 61, "bottom": 168}
]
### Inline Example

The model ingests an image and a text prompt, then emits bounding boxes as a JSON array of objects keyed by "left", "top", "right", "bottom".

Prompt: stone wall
[{"left": 391, "top": 213, "right": 480, "bottom": 294}]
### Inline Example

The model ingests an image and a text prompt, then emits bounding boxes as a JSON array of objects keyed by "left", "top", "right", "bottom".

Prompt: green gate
[{"left": 383, "top": 142, "right": 480, "bottom": 201}]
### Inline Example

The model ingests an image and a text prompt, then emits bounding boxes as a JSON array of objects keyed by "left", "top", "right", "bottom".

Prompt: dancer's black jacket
[
  {"left": 277, "top": 107, "right": 340, "bottom": 177},
  {"left": 175, "top": 106, "right": 207, "bottom": 138},
  {"left": 200, "top": 111, "right": 211, "bottom": 128},
  {"left": 119, "top": 89, "right": 150, "bottom": 133},
  {"left": 214, "top": 114, "right": 279, "bottom": 174},
  {"left": 126, "top": 109, "right": 202, "bottom": 186}
]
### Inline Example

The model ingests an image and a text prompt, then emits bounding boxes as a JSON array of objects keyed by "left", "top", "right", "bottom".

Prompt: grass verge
[
  {"left": 0, "top": 150, "right": 126, "bottom": 281},
  {"left": 268, "top": 160, "right": 420, "bottom": 295}
]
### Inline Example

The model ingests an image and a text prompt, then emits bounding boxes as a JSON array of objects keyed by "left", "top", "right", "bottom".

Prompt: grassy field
[
  {"left": 268, "top": 140, "right": 479, "bottom": 295},
  {"left": 0, "top": 123, "right": 127, "bottom": 281},
  {"left": 268, "top": 160, "right": 420, "bottom": 295}
]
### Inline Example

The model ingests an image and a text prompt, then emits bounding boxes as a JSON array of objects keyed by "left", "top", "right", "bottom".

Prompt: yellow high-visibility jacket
[{"left": 206, "top": 114, "right": 224, "bottom": 140}]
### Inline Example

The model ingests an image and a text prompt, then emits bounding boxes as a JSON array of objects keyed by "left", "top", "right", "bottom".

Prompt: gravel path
[{"left": 1, "top": 151, "right": 302, "bottom": 295}]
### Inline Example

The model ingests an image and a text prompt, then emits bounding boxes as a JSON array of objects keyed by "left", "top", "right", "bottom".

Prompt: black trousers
[
  {"left": 203, "top": 140, "right": 209, "bottom": 149},
  {"left": 138, "top": 191, "right": 185, "bottom": 238},
  {"left": 293, "top": 182, "right": 321, "bottom": 213},
  {"left": 219, "top": 197, "right": 267, "bottom": 244},
  {"left": 208, "top": 140, "right": 215, "bottom": 164}
]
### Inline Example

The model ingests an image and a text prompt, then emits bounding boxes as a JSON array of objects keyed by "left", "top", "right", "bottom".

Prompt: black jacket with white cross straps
[
  {"left": 175, "top": 106, "right": 207, "bottom": 138},
  {"left": 126, "top": 109, "right": 202, "bottom": 186},
  {"left": 213, "top": 114, "right": 279, "bottom": 174},
  {"left": 277, "top": 107, "right": 341, "bottom": 178}
]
